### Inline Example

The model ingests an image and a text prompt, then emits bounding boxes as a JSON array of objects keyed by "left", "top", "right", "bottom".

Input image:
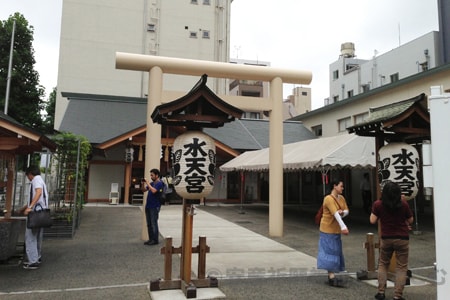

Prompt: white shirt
[{"left": 29, "top": 175, "right": 48, "bottom": 209}]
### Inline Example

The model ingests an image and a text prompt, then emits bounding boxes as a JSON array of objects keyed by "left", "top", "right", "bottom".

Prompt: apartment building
[
  {"left": 229, "top": 59, "right": 312, "bottom": 120},
  {"left": 292, "top": 31, "right": 450, "bottom": 138},
  {"left": 327, "top": 31, "right": 441, "bottom": 106},
  {"left": 54, "top": 0, "right": 232, "bottom": 129},
  {"left": 284, "top": 86, "right": 311, "bottom": 117}
]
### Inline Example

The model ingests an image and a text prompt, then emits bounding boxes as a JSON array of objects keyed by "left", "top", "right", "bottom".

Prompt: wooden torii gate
[
  {"left": 115, "top": 52, "right": 312, "bottom": 238},
  {"left": 115, "top": 53, "right": 311, "bottom": 298}
]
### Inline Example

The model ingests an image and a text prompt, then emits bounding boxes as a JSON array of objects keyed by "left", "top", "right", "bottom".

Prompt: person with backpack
[
  {"left": 141, "top": 168, "right": 163, "bottom": 246},
  {"left": 160, "top": 175, "right": 172, "bottom": 205}
]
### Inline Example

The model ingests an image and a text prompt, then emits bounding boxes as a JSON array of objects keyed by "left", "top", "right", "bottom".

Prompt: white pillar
[
  {"left": 269, "top": 77, "right": 283, "bottom": 237},
  {"left": 429, "top": 86, "right": 450, "bottom": 299},
  {"left": 141, "top": 66, "right": 163, "bottom": 241}
]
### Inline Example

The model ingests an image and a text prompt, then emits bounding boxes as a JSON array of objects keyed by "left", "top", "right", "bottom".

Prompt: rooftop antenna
[
  {"left": 398, "top": 23, "right": 401, "bottom": 46},
  {"left": 234, "top": 45, "right": 241, "bottom": 59}
]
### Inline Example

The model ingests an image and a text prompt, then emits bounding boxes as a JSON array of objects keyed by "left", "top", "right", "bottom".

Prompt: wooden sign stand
[
  {"left": 149, "top": 200, "right": 218, "bottom": 298},
  {"left": 357, "top": 232, "right": 410, "bottom": 286}
]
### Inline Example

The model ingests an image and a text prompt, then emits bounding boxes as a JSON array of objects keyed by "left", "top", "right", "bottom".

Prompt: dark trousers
[
  {"left": 145, "top": 207, "right": 160, "bottom": 243},
  {"left": 362, "top": 190, "right": 372, "bottom": 213}
]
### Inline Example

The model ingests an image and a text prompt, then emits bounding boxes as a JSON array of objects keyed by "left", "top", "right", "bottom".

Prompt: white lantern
[
  {"left": 172, "top": 131, "right": 216, "bottom": 199},
  {"left": 125, "top": 146, "right": 134, "bottom": 163},
  {"left": 378, "top": 142, "right": 419, "bottom": 200}
]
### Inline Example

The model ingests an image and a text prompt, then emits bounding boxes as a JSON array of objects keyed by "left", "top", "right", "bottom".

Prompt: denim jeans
[
  {"left": 377, "top": 239, "right": 409, "bottom": 298},
  {"left": 145, "top": 206, "right": 160, "bottom": 243}
]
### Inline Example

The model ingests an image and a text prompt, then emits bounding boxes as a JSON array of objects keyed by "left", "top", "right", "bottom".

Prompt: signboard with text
[
  {"left": 172, "top": 131, "right": 216, "bottom": 199},
  {"left": 378, "top": 142, "right": 419, "bottom": 200}
]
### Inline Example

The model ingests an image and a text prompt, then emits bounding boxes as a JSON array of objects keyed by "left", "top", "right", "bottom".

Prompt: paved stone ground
[
  {"left": 200, "top": 203, "right": 437, "bottom": 300},
  {"left": 0, "top": 203, "right": 438, "bottom": 300}
]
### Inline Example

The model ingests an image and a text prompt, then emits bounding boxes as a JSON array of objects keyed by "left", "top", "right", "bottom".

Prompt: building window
[
  {"left": 147, "top": 24, "right": 155, "bottom": 32},
  {"left": 347, "top": 90, "right": 354, "bottom": 98},
  {"left": 191, "top": 0, "right": 198, "bottom": 4},
  {"left": 202, "top": 30, "right": 210, "bottom": 39},
  {"left": 333, "top": 70, "right": 339, "bottom": 80},
  {"left": 241, "top": 91, "right": 261, "bottom": 97},
  {"left": 338, "top": 117, "right": 351, "bottom": 132},
  {"left": 189, "top": 31, "right": 197, "bottom": 38},
  {"left": 361, "top": 84, "right": 370, "bottom": 93},
  {"left": 345, "top": 64, "right": 358, "bottom": 72},
  {"left": 354, "top": 112, "right": 369, "bottom": 124},
  {"left": 243, "top": 112, "right": 260, "bottom": 119},
  {"left": 203, "top": 0, "right": 210, "bottom": 4},
  {"left": 390, "top": 73, "right": 399, "bottom": 83},
  {"left": 312, "top": 125, "right": 322, "bottom": 137},
  {"left": 301, "top": 91, "right": 308, "bottom": 96},
  {"left": 332, "top": 95, "right": 339, "bottom": 103}
]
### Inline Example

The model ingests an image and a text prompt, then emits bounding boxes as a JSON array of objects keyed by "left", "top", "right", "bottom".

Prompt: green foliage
[
  {"left": 51, "top": 132, "right": 92, "bottom": 208},
  {"left": 0, "top": 13, "right": 46, "bottom": 128},
  {"left": 42, "top": 87, "right": 57, "bottom": 133}
]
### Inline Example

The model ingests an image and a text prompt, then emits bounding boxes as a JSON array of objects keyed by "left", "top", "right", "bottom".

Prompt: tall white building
[
  {"left": 54, "top": 0, "right": 232, "bottom": 129},
  {"left": 326, "top": 31, "right": 441, "bottom": 106}
]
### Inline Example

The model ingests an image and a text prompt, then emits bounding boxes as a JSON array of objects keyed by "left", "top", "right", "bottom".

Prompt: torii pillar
[{"left": 115, "top": 53, "right": 312, "bottom": 237}]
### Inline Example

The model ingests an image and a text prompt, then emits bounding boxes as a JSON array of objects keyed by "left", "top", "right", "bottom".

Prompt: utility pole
[{"left": 4, "top": 19, "right": 16, "bottom": 114}]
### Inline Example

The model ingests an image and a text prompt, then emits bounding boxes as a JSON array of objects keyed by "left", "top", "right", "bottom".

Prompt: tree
[
  {"left": 42, "top": 87, "right": 57, "bottom": 133},
  {"left": 0, "top": 13, "right": 45, "bottom": 129}
]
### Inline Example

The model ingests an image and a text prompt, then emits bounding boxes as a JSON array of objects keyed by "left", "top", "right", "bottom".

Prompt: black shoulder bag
[{"left": 27, "top": 185, "right": 53, "bottom": 229}]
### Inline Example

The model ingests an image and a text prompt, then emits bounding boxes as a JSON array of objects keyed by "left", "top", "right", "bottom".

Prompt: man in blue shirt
[{"left": 141, "top": 168, "right": 163, "bottom": 245}]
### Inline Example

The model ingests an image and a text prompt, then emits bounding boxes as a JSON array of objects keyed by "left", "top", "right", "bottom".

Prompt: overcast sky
[{"left": 1, "top": 0, "right": 439, "bottom": 108}]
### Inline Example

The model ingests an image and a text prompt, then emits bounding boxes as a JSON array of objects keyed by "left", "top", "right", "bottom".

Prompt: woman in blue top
[{"left": 141, "top": 168, "right": 164, "bottom": 245}]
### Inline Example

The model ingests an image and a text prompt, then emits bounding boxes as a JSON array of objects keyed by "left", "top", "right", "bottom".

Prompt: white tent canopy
[{"left": 220, "top": 134, "right": 376, "bottom": 172}]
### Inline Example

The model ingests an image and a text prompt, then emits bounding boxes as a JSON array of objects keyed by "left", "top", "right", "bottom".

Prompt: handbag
[
  {"left": 27, "top": 185, "right": 53, "bottom": 229},
  {"left": 27, "top": 204, "right": 53, "bottom": 228},
  {"left": 314, "top": 194, "right": 341, "bottom": 225},
  {"left": 314, "top": 205, "right": 324, "bottom": 225}
]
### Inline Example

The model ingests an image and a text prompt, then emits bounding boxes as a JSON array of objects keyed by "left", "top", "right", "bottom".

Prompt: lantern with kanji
[
  {"left": 171, "top": 131, "right": 216, "bottom": 199},
  {"left": 151, "top": 74, "right": 243, "bottom": 200},
  {"left": 378, "top": 142, "right": 419, "bottom": 200}
]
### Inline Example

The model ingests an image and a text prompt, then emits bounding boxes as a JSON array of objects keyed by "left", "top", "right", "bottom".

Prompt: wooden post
[
  {"left": 164, "top": 237, "right": 173, "bottom": 281},
  {"left": 358, "top": 232, "right": 379, "bottom": 280},
  {"left": 4, "top": 167, "right": 14, "bottom": 219},
  {"left": 366, "top": 233, "right": 376, "bottom": 271},
  {"left": 124, "top": 161, "right": 131, "bottom": 204},
  {"left": 197, "top": 236, "right": 209, "bottom": 279},
  {"left": 181, "top": 201, "right": 194, "bottom": 283}
]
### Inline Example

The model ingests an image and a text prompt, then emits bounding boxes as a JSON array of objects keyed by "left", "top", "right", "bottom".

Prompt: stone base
[{"left": 0, "top": 219, "right": 22, "bottom": 261}]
